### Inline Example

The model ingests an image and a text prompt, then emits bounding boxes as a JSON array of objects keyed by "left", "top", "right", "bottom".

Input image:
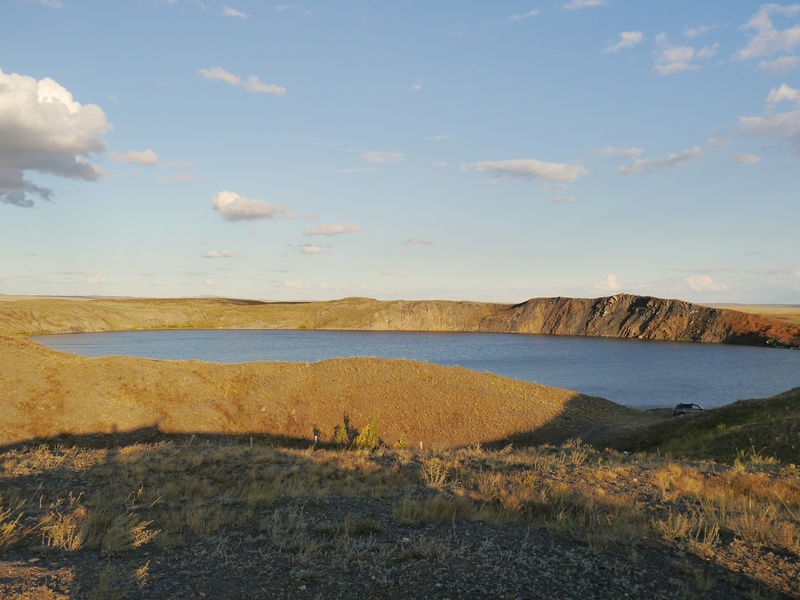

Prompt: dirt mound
[{"left": 0, "top": 334, "right": 635, "bottom": 448}]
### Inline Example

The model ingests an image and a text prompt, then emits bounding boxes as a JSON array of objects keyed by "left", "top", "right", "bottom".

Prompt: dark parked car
[{"left": 673, "top": 403, "right": 703, "bottom": 416}]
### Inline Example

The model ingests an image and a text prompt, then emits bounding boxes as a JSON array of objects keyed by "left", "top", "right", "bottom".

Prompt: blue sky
[{"left": 2, "top": 1, "right": 799, "bottom": 303}]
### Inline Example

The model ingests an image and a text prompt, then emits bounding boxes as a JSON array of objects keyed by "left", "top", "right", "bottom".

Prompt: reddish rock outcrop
[{"left": 478, "top": 294, "right": 800, "bottom": 348}]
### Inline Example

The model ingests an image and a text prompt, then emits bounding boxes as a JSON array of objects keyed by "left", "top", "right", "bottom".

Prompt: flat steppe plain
[{"left": 0, "top": 296, "right": 798, "bottom": 599}]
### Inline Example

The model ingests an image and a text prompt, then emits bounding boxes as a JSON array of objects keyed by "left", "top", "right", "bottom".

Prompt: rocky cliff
[{"left": 478, "top": 294, "right": 800, "bottom": 348}]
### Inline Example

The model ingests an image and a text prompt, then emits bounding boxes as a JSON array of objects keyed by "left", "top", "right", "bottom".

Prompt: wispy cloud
[
  {"left": 463, "top": 158, "right": 588, "bottom": 182},
  {"left": 222, "top": 6, "right": 248, "bottom": 18},
  {"left": 111, "top": 149, "right": 159, "bottom": 166},
  {"left": 563, "top": 0, "right": 606, "bottom": 10},
  {"left": 203, "top": 249, "right": 242, "bottom": 258},
  {"left": 409, "top": 81, "right": 422, "bottom": 92},
  {"left": 212, "top": 191, "right": 291, "bottom": 222},
  {"left": 330, "top": 168, "right": 378, "bottom": 174},
  {"left": 619, "top": 146, "right": 704, "bottom": 175},
  {"left": 199, "top": 66, "right": 286, "bottom": 95},
  {"left": 603, "top": 31, "right": 644, "bottom": 54},
  {"left": 734, "top": 153, "right": 761, "bottom": 164},
  {"left": 403, "top": 238, "right": 433, "bottom": 246},
  {"left": 362, "top": 151, "right": 405, "bottom": 164},
  {"left": 545, "top": 195, "right": 576, "bottom": 204},
  {"left": 303, "top": 224, "right": 365, "bottom": 236},
  {"left": 597, "top": 146, "right": 645, "bottom": 159},
  {"left": 505, "top": 10, "right": 540, "bottom": 22},
  {"left": 276, "top": 4, "right": 311, "bottom": 17},
  {"left": 298, "top": 243, "right": 330, "bottom": 255}
]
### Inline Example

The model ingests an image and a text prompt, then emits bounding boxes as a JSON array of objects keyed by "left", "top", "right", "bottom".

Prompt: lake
[{"left": 31, "top": 329, "right": 800, "bottom": 410}]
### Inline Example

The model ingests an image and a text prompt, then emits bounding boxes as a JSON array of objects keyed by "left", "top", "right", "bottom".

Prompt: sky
[{"left": 1, "top": 1, "right": 799, "bottom": 304}]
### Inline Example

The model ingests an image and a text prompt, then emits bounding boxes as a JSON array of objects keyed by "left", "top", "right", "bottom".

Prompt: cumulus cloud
[
  {"left": 735, "top": 153, "right": 762, "bottom": 164},
  {"left": 603, "top": 31, "right": 644, "bottom": 53},
  {"left": 211, "top": 191, "right": 291, "bottom": 222},
  {"left": 362, "top": 150, "right": 405, "bottom": 164},
  {"left": 202, "top": 249, "right": 242, "bottom": 258},
  {"left": 464, "top": 159, "right": 588, "bottom": 182},
  {"left": 653, "top": 36, "right": 719, "bottom": 75},
  {"left": 298, "top": 243, "right": 330, "bottom": 255},
  {"left": 736, "top": 4, "right": 800, "bottom": 60},
  {"left": 276, "top": 4, "right": 312, "bottom": 16},
  {"left": 111, "top": 149, "right": 159, "bottom": 166},
  {"left": 403, "top": 238, "right": 433, "bottom": 246},
  {"left": 222, "top": 6, "right": 248, "bottom": 18},
  {"left": 303, "top": 223, "right": 365, "bottom": 236},
  {"left": 0, "top": 69, "right": 112, "bottom": 207},
  {"left": 619, "top": 146, "right": 704, "bottom": 175},
  {"left": 685, "top": 275, "right": 728, "bottom": 292},
  {"left": 199, "top": 66, "right": 286, "bottom": 96},
  {"left": 563, "top": 0, "right": 606, "bottom": 9},
  {"left": 684, "top": 24, "right": 716, "bottom": 38},
  {"left": 766, "top": 83, "right": 800, "bottom": 108},
  {"left": 593, "top": 274, "right": 622, "bottom": 293},
  {"left": 409, "top": 82, "right": 422, "bottom": 92},
  {"left": 740, "top": 84, "right": 800, "bottom": 152}
]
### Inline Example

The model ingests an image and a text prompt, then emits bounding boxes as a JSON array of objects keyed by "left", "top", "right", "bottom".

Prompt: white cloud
[
  {"left": 563, "top": 0, "right": 606, "bottom": 9},
  {"left": 603, "top": 31, "right": 644, "bottom": 54},
  {"left": 736, "top": 4, "right": 800, "bottom": 60},
  {"left": 202, "top": 249, "right": 242, "bottom": 258},
  {"left": 0, "top": 69, "right": 112, "bottom": 207},
  {"left": 426, "top": 134, "right": 453, "bottom": 141},
  {"left": 111, "top": 149, "right": 159, "bottom": 166},
  {"left": 685, "top": 275, "right": 728, "bottom": 292},
  {"left": 619, "top": 146, "right": 704, "bottom": 175},
  {"left": 211, "top": 191, "right": 291, "bottom": 222},
  {"left": 298, "top": 243, "right": 330, "bottom": 255},
  {"left": 409, "top": 82, "right": 422, "bottom": 93},
  {"left": 222, "top": 6, "right": 248, "bottom": 18},
  {"left": 653, "top": 38, "right": 719, "bottom": 75},
  {"left": 464, "top": 159, "right": 588, "bottom": 182},
  {"left": 362, "top": 150, "right": 405, "bottom": 164},
  {"left": 199, "top": 67, "right": 286, "bottom": 96},
  {"left": 303, "top": 223, "right": 365, "bottom": 236},
  {"left": 593, "top": 274, "right": 622, "bottom": 293},
  {"left": 758, "top": 55, "right": 800, "bottom": 73},
  {"left": 741, "top": 86, "right": 800, "bottom": 152},
  {"left": 403, "top": 238, "right": 433, "bottom": 246},
  {"left": 735, "top": 153, "right": 762, "bottom": 164},
  {"left": 766, "top": 83, "right": 800, "bottom": 108}
]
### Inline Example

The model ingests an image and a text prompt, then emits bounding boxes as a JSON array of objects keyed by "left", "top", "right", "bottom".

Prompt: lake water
[{"left": 32, "top": 329, "right": 800, "bottom": 410}]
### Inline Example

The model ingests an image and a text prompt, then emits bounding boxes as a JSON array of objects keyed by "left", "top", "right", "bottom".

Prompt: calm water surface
[{"left": 32, "top": 330, "right": 800, "bottom": 410}]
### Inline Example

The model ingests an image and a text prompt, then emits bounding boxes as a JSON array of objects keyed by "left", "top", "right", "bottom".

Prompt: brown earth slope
[{"left": 0, "top": 333, "right": 636, "bottom": 448}]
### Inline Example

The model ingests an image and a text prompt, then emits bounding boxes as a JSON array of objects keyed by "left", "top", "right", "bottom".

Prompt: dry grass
[{"left": 0, "top": 440, "right": 797, "bottom": 598}]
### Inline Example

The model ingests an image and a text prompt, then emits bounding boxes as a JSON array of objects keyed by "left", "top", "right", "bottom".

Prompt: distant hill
[{"left": 1, "top": 293, "right": 798, "bottom": 348}]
